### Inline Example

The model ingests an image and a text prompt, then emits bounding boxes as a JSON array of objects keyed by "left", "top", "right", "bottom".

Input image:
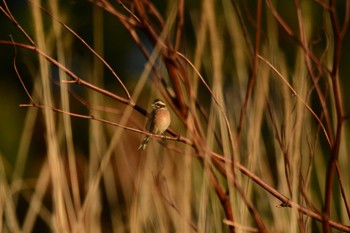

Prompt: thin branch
[
  {"left": 294, "top": 0, "right": 334, "bottom": 143},
  {"left": 20, "top": 103, "right": 192, "bottom": 146},
  {"left": 236, "top": 0, "right": 262, "bottom": 145},
  {"left": 174, "top": 0, "right": 184, "bottom": 53},
  {"left": 340, "top": 0, "right": 350, "bottom": 37},
  {"left": 11, "top": 38, "right": 34, "bottom": 104},
  {"left": 0, "top": 0, "right": 35, "bottom": 45},
  {"left": 264, "top": 0, "right": 332, "bottom": 76},
  {"left": 153, "top": 171, "right": 198, "bottom": 232},
  {"left": 35, "top": 2, "right": 131, "bottom": 99},
  {"left": 323, "top": 0, "right": 348, "bottom": 231},
  {"left": 176, "top": 51, "right": 237, "bottom": 163},
  {"left": 211, "top": 153, "right": 350, "bottom": 232},
  {"left": 116, "top": 0, "right": 141, "bottom": 24},
  {"left": 335, "top": 162, "right": 350, "bottom": 220},
  {"left": 264, "top": 0, "right": 295, "bottom": 37},
  {"left": 230, "top": 0, "right": 254, "bottom": 57},
  {"left": 232, "top": 162, "right": 350, "bottom": 232},
  {"left": 207, "top": 165, "right": 235, "bottom": 233},
  {"left": 0, "top": 40, "right": 141, "bottom": 112},
  {"left": 258, "top": 55, "right": 331, "bottom": 146}
]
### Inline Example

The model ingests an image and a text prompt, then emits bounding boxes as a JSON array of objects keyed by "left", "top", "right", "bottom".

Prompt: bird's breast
[{"left": 152, "top": 108, "right": 171, "bottom": 134}]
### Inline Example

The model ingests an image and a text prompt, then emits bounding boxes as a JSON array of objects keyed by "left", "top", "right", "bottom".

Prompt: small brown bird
[{"left": 138, "top": 99, "right": 171, "bottom": 150}]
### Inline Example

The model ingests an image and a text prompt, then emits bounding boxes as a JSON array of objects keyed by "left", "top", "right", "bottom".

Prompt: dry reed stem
[{"left": 1, "top": 0, "right": 350, "bottom": 232}]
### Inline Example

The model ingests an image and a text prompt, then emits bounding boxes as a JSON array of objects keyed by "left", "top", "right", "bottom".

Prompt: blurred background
[{"left": 1, "top": 0, "right": 350, "bottom": 232}]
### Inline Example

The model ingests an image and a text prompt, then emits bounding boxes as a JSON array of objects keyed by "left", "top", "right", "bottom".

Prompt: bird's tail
[{"left": 137, "top": 136, "right": 150, "bottom": 150}]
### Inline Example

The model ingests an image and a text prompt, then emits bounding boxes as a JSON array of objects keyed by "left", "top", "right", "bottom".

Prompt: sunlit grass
[{"left": 0, "top": 0, "right": 349, "bottom": 232}]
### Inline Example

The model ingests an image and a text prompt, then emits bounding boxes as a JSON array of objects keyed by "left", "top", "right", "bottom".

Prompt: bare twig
[
  {"left": 35, "top": 2, "right": 131, "bottom": 99},
  {"left": 335, "top": 162, "right": 350, "bottom": 220},
  {"left": 236, "top": 0, "right": 262, "bottom": 146},
  {"left": 323, "top": 0, "right": 349, "bottom": 231},
  {"left": 20, "top": 103, "right": 192, "bottom": 146},
  {"left": 258, "top": 55, "right": 331, "bottom": 146}
]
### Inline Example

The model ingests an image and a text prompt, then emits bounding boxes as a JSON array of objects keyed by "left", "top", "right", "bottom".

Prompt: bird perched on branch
[{"left": 138, "top": 99, "right": 171, "bottom": 150}]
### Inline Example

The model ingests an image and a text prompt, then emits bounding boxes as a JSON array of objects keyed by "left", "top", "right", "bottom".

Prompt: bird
[{"left": 138, "top": 99, "right": 171, "bottom": 150}]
